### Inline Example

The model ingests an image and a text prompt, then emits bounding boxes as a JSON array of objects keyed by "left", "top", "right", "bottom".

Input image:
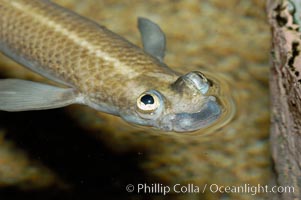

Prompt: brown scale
[
  {"left": 0, "top": 0, "right": 233, "bottom": 132},
  {"left": 0, "top": 0, "right": 172, "bottom": 103}
]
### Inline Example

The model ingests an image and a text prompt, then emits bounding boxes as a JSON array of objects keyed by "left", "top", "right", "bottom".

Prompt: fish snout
[{"left": 160, "top": 98, "right": 221, "bottom": 132}]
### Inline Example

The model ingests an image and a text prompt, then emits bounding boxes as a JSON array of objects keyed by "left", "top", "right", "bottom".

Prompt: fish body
[{"left": 0, "top": 0, "right": 228, "bottom": 132}]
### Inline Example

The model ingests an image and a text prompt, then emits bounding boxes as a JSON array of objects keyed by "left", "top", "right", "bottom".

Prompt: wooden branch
[{"left": 267, "top": 0, "right": 301, "bottom": 199}]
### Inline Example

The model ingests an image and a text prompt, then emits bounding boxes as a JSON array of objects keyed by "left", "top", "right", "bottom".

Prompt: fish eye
[
  {"left": 137, "top": 93, "right": 160, "bottom": 113},
  {"left": 194, "top": 71, "right": 208, "bottom": 82},
  {"left": 141, "top": 94, "right": 154, "bottom": 105},
  {"left": 186, "top": 71, "right": 210, "bottom": 94}
]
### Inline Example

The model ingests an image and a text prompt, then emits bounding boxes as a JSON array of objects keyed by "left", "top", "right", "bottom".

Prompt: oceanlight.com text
[{"left": 125, "top": 183, "right": 295, "bottom": 196}]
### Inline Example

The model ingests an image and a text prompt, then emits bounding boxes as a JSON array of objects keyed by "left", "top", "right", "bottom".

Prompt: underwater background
[{"left": 0, "top": 0, "right": 271, "bottom": 199}]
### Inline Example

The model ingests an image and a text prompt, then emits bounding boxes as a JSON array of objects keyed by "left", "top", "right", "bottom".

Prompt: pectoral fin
[
  {"left": 0, "top": 79, "right": 82, "bottom": 111},
  {"left": 138, "top": 17, "right": 166, "bottom": 62}
]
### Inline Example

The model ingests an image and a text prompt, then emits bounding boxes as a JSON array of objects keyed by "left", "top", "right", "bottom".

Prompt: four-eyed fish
[{"left": 0, "top": 0, "right": 224, "bottom": 132}]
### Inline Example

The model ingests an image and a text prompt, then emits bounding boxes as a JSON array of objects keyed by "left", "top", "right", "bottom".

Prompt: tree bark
[{"left": 267, "top": 0, "right": 301, "bottom": 199}]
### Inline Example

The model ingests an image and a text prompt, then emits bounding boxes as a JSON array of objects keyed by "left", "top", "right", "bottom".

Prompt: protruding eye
[
  {"left": 186, "top": 71, "right": 210, "bottom": 94},
  {"left": 137, "top": 93, "right": 160, "bottom": 113}
]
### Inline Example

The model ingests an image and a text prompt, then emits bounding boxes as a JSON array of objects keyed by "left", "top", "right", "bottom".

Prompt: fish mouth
[{"left": 160, "top": 99, "right": 221, "bottom": 132}]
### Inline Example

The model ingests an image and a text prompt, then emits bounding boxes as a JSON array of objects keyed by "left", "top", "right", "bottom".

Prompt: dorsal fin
[{"left": 138, "top": 17, "right": 166, "bottom": 62}]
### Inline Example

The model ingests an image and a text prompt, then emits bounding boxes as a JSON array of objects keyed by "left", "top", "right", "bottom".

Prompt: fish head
[{"left": 120, "top": 71, "right": 223, "bottom": 133}]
